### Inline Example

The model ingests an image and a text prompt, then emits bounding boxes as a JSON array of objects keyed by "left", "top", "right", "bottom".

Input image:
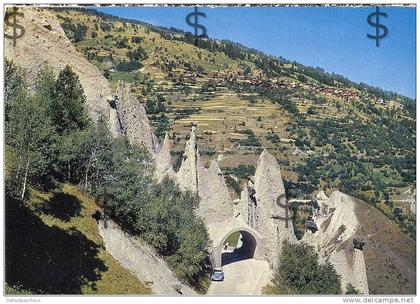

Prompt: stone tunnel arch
[{"left": 211, "top": 227, "right": 264, "bottom": 268}]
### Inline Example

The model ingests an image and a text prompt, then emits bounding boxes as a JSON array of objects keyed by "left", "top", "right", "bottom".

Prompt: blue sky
[{"left": 94, "top": 6, "right": 416, "bottom": 99}]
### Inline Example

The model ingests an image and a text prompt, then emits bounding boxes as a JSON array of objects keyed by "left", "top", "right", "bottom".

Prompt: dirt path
[{"left": 207, "top": 258, "right": 271, "bottom": 295}]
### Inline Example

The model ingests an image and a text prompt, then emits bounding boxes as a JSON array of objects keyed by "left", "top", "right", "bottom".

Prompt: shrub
[
  {"left": 100, "top": 22, "right": 112, "bottom": 32},
  {"left": 116, "top": 60, "right": 142, "bottom": 72},
  {"left": 127, "top": 46, "right": 148, "bottom": 61},
  {"left": 115, "top": 37, "right": 128, "bottom": 48},
  {"left": 307, "top": 106, "right": 316, "bottom": 115},
  {"left": 154, "top": 113, "right": 169, "bottom": 138},
  {"left": 226, "top": 176, "right": 241, "bottom": 195},
  {"left": 271, "top": 241, "right": 342, "bottom": 294},
  {"left": 345, "top": 283, "right": 359, "bottom": 294},
  {"left": 238, "top": 129, "right": 261, "bottom": 147},
  {"left": 131, "top": 36, "right": 143, "bottom": 43},
  {"left": 61, "top": 20, "right": 87, "bottom": 42},
  {"left": 223, "top": 165, "right": 256, "bottom": 179},
  {"left": 281, "top": 99, "right": 299, "bottom": 115}
]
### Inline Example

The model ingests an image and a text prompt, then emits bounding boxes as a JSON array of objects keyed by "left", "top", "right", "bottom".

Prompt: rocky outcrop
[
  {"left": 5, "top": 7, "right": 119, "bottom": 135},
  {"left": 197, "top": 160, "right": 233, "bottom": 222},
  {"left": 315, "top": 189, "right": 329, "bottom": 201},
  {"left": 240, "top": 182, "right": 258, "bottom": 229},
  {"left": 176, "top": 126, "right": 199, "bottom": 192},
  {"left": 155, "top": 132, "right": 177, "bottom": 182},
  {"left": 98, "top": 218, "right": 196, "bottom": 295},
  {"left": 302, "top": 190, "right": 369, "bottom": 294},
  {"left": 115, "top": 81, "right": 160, "bottom": 154},
  {"left": 175, "top": 126, "right": 233, "bottom": 222},
  {"left": 254, "top": 149, "right": 297, "bottom": 266}
]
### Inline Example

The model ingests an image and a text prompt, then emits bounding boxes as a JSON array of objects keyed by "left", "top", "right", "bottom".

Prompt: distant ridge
[{"left": 61, "top": 6, "right": 414, "bottom": 102}]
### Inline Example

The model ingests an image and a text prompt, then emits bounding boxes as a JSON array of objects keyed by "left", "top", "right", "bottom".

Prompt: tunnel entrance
[{"left": 221, "top": 230, "right": 257, "bottom": 266}]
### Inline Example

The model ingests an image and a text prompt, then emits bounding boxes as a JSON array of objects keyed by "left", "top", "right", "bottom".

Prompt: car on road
[{"left": 210, "top": 267, "right": 224, "bottom": 281}]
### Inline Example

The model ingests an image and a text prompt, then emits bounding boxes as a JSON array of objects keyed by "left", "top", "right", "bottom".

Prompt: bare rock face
[
  {"left": 115, "top": 81, "right": 160, "bottom": 154},
  {"left": 5, "top": 7, "right": 119, "bottom": 135},
  {"left": 176, "top": 126, "right": 199, "bottom": 192},
  {"left": 231, "top": 149, "right": 298, "bottom": 267},
  {"left": 97, "top": 218, "right": 196, "bottom": 295},
  {"left": 315, "top": 189, "right": 329, "bottom": 201},
  {"left": 240, "top": 182, "right": 258, "bottom": 228},
  {"left": 197, "top": 160, "right": 233, "bottom": 222},
  {"left": 155, "top": 132, "right": 177, "bottom": 182},
  {"left": 254, "top": 149, "right": 297, "bottom": 266},
  {"left": 302, "top": 190, "right": 369, "bottom": 294},
  {"left": 176, "top": 126, "right": 233, "bottom": 222}
]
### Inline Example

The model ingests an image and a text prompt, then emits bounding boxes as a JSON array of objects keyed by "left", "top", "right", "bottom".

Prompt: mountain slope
[
  {"left": 4, "top": 6, "right": 415, "bottom": 295},
  {"left": 53, "top": 7, "right": 415, "bottom": 242}
]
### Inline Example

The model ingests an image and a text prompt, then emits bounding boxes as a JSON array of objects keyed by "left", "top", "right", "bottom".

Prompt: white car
[{"left": 210, "top": 267, "right": 224, "bottom": 281}]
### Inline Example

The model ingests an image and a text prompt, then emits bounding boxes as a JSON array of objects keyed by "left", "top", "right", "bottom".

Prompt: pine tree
[{"left": 51, "top": 66, "right": 89, "bottom": 134}]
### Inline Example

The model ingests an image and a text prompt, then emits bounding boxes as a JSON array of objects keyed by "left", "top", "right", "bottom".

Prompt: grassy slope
[{"left": 5, "top": 183, "right": 151, "bottom": 295}]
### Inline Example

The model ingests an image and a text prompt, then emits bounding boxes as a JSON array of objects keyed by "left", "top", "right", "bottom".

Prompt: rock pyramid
[
  {"left": 115, "top": 81, "right": 160, "bottom": 154},
  {"left": 175, "top": 126, "right": 233, "bottom": 222},
  {"left": 302, "top": 190, "right": 369, "bottom": 294},
  {"left": 197, "top": 159, "right": 233, "bottom": 222},
  {"left": 155, "top": 132, "right": 176, "bottom": 182},
  {"left": 253, "top": 149, "right": 297, "bottom": 266}
]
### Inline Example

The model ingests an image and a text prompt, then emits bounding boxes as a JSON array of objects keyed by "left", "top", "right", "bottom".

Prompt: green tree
[
  {"left": 244, "top": 65, "right": 252, "bottom": 76},
  {"left": 50, "top": 66, "right": 89, "bottom": 134},
  {"left": 34, "top": 66, "right": 91, "bottom": 183},
  {"left": 6, "top": 67, "right": 56, "bottom": 199},
  {"left": 145, "top": 99, "right": 156, "bottom": 114},
  {"left": 56, "top": 129, "right": 91, "bottom": 182},
  {"left": 226, "top": 176, "right": 241, "bottom": 195},
  {"left": 384, "top": 191, "right": 390, "bottom": 203},
  {"left": 272, "top": 241, "right": 342, "bottom": 294},
  {"left": 146, "top": 177, "right": 210, "bottom": 284},
  {"left": 4, "top": 60, "right": 25, "bottom": 118}
]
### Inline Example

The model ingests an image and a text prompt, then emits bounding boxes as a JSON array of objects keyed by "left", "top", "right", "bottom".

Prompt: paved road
[{"left": 207, "top": 254, "right": 271, "bottom": 295}]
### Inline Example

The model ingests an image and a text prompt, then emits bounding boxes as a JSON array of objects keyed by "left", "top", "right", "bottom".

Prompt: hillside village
[{"left": 4, "top": 6, "right": 416, "bottom": 296}]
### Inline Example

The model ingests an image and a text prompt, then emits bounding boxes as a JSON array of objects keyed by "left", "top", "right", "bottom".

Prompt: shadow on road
[{"left": 221, "top": 250, "right": 252, "bottom": 267}]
